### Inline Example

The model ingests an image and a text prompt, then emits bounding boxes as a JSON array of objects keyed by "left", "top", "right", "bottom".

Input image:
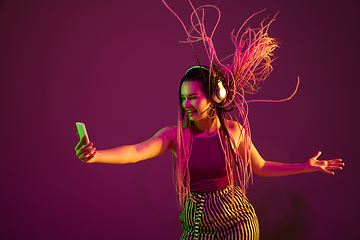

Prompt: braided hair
[{"left": 164, "top": 1, "right": 297, "bottom": 206}]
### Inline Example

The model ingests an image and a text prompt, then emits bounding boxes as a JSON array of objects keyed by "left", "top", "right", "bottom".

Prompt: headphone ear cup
[{"left": 212, "top": 81, "right": 227, "bottom": 103}]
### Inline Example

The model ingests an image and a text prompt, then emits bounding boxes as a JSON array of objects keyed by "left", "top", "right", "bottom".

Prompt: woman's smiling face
[{"left": 180, "top": 81, "right": 211, "bottom": 121}]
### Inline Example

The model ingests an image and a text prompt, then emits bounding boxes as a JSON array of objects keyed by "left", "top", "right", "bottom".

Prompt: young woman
[
  {"left": 75, "top": 67, "right": 343, "bottom": 240},
  {"left": 75, "top": 3, "right": 343, "bottom": 239}
]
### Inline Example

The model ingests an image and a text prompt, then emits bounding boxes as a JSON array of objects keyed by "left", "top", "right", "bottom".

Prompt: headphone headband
[{"left": 184, "top": 66, "right": 208, "bottom": 75}]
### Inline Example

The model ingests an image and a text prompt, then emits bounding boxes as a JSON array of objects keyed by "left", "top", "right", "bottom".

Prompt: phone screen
[{"left": 76, "top": 122, "right": 90, "bottom": 145}]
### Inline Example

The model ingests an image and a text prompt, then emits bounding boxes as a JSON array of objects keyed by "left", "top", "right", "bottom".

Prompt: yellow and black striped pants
[{"left": 179, "top": 185, "right": 259, "bottom": 240}]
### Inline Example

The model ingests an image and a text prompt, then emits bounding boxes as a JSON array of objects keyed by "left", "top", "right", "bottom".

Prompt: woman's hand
[
  {"left": 75, "top": 134, "right": 97, "bottom": 163},
  {"left": 305, "top": 151, "right": 344, "bottom": 175}
]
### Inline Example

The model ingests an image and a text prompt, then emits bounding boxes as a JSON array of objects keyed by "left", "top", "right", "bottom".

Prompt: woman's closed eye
[{"left": 181, "top": 96, "right": 197, "bottom": 101}]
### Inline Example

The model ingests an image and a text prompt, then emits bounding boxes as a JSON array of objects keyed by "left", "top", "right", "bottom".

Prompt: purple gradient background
[{"left": 0, "top": 0, "right": 359, "bottom": 239}]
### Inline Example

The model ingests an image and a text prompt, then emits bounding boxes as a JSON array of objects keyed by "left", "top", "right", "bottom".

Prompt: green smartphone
[{"left": 76, "top": 122, "right": 90, "bottom": 145}]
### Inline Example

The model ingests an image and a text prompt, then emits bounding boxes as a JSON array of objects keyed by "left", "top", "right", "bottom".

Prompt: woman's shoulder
[
  {"left": 225, "top": 119, "right": 243, "bottom": 131},
  {"left": 224, "top": 120, "right": 244, "bottom": 142},
  {"left": 157, "top": 125, "right": 177, "bottom": 135},
  {"left": 154, "top": 125, "right": 178, "bottom": 141}
]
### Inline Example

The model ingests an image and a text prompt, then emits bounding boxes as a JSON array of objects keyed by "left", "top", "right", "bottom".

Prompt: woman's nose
[{"left": 183, "top": 99, "right": 191, "bottom": 108}]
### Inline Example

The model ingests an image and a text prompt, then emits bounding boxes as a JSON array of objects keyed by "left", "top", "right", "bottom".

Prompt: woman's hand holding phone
[{"left": 75, "top": 122, "right": 96, "bottom": 163}]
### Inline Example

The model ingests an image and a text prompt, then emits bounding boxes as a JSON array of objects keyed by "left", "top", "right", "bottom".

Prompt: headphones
[{"left": 184, "top": 66, "right": 227, "bottom": 103}]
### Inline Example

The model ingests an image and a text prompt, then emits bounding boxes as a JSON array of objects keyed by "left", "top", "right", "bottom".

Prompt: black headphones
[{"left": 185, "top": 66, "right": 227, "bottom": 103}]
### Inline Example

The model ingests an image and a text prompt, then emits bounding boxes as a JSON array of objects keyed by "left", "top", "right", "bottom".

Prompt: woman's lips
[{"left": 186, "top": 110, "right": 197, "bottom": 115}]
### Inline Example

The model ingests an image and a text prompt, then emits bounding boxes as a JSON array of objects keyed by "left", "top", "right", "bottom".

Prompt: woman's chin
[
  {"left": 187, "top": 114, "right": 208, "bottom": 122},
  {"left": 188, "top": 117, "right": 197, "bottom": 121}
]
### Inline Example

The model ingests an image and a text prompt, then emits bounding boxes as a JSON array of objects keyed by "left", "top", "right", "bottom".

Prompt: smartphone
[{"left": 76, "top": 122, "right": 90, "bottom": 145}]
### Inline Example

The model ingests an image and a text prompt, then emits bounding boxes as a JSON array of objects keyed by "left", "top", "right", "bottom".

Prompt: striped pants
[{"left": 179, "top": 186, "right": 259, "bottom": 240}]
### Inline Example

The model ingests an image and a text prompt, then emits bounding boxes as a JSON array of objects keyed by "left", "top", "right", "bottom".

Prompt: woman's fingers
[
  {"left": 323, "top": 159, "right": 344, "bottom": 169},
  {"left": 326, "top": 159, "right": 344, "bottom": 170},
  {"left": 77, "top": 143, "right": 94, "bottom": 157},
  {"left": 326, "top": 166, "right": 343, "bottom": 171},
  {"left": 312, "top": 151, "right": 322, "bottom": 160},
  {"left": 80, "top": 148, "right": 96, "bottom": 162},
  {"left": 319, "top": 158, "right": 344, "bottom": 175},
  {"left": 321, "top": 168, "right": 335, "bottom": 175},
  {"left": 75, "top": 135, "right": 96, "bottom": 163},
  {"left": 79, "top": 146, "right": 96, "bottom": 159},
  {"left": 327, "top": 159, "right": 344, "bottom": 165},
  {"left": 82, "top": 150, "right": 97, "bottom": 162},
  {"left": 75, "top": 135, "right": 87, "bottom": 151}
]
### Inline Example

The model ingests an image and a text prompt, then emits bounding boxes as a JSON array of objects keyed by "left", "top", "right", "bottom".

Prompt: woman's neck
[{"left": 192, "top": 117, "right": 219, "bottom": 136}]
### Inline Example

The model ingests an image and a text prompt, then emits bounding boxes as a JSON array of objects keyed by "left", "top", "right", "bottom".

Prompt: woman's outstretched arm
[
  {"left": 74, "top": 126, "right": 177, "bottom": 164},
  {"left": 238, "top": 140, "right": 344, "bottom": 177}
]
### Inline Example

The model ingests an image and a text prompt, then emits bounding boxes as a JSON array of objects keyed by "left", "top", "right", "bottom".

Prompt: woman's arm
[
  {"left": 240, "top": 141, "right": 343, "bottom": 177},
  {"left": 74, "top": 126, "right": 177, "bottom": 164},
  {"left": 232, "top": 123, "right": 344, "bottom": 177}
]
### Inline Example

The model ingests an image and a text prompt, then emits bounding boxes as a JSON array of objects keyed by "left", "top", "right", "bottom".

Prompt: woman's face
[{"left": 180, "top": 81, "right": 211, "bottom": 121}]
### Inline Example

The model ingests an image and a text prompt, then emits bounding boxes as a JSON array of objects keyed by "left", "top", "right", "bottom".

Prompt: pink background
[{"left": 0, "top": 0, "right": 359, "bottom": 239}]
